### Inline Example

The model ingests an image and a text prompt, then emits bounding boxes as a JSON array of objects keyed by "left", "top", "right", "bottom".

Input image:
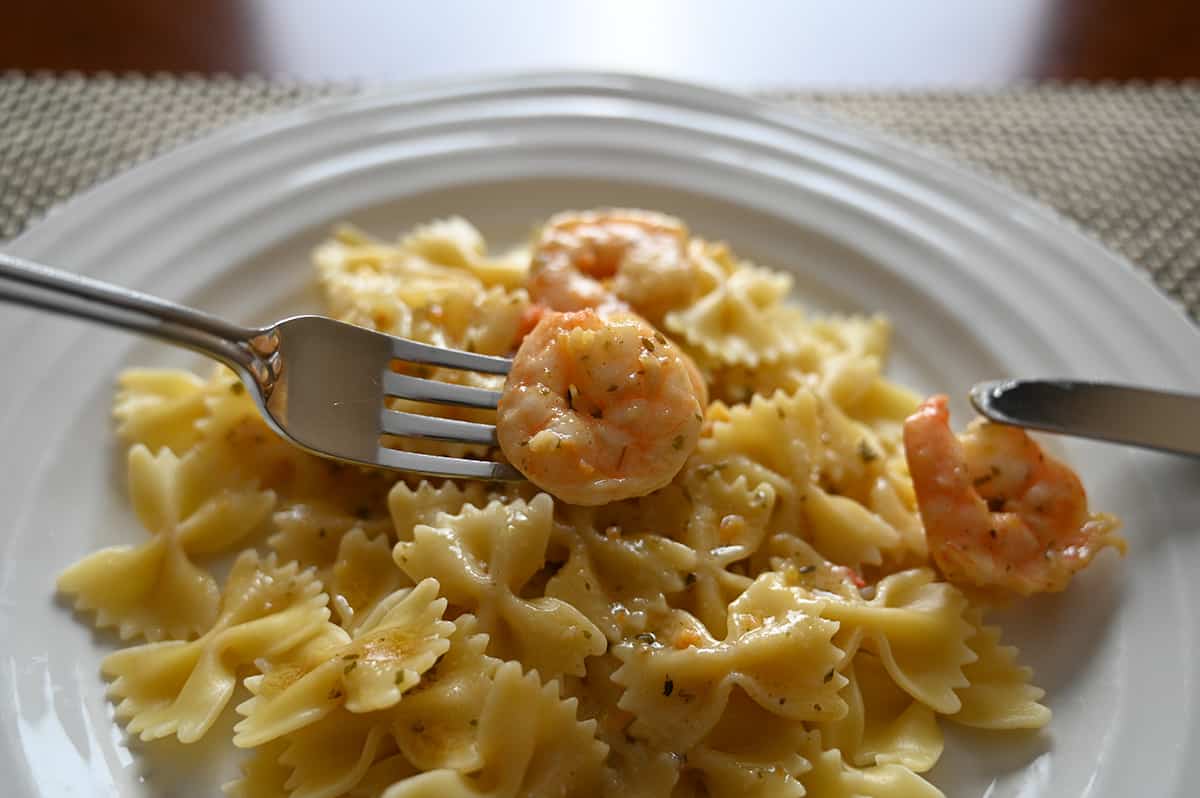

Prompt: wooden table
[{"left": 6, "top": 0, "right": 1200, "bottom": 86}]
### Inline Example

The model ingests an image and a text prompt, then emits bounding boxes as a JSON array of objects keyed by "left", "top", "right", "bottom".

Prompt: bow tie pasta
[{"left": 60, "top": 210, "right": 1119, "bottom": 798}]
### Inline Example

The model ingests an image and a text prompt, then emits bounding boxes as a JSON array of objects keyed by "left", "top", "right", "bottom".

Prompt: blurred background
[
  {"left": 5, "top": 0, "right": 1199, "bottom": 87},
  {"left": 4, "top": 0, "right": 1198, "bottom": 311}
]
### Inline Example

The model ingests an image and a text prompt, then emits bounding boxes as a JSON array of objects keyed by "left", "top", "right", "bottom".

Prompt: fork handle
[{"left": 0, "top": 252, "right": 261, "bottom": 373}]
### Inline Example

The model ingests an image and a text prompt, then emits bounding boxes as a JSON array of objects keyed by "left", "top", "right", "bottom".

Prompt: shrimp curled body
[
  {"left": 528, "top": 209, "right": 699, "bottom": 322},
  {"left": 903, "top": 394, "right": 1123, "bottom": 595},
  {"left": 497, "top": 308, "right": 708, "bottom": 506}
]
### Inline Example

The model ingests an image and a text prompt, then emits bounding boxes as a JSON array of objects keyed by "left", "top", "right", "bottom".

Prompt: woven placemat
[{"left": 3, "top": 74, "right": 1198, "bottom": 320}]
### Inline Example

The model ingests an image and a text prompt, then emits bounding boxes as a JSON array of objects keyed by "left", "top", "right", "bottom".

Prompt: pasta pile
[{"left": 60, "top": 215, "right": 1051, "bottom": 798}]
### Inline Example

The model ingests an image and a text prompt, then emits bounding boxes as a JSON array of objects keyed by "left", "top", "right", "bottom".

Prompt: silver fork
[{"left": 0, "top": 252, "right": 522, "bottom": 481}]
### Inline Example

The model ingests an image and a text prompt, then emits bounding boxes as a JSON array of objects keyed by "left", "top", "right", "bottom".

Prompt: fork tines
[
  {"left": 374, "top": 447, "right": 521, "bottom": 481},
  {"left": 381, "top": 372, "right": 501, "bottom": 410},
  {"left": 389, "top": 336, "right": 512, "bottom": 375},
  {"left": 379, "top": 335, "right": 513, "bottom": 453},
  {"left": 379, "top": 408, "right": 499, "bottom": 445}
]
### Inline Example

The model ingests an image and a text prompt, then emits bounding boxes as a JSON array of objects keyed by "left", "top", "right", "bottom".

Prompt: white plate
[{"left": 1, "top": 73, "right": 1198, "bottom": 798}]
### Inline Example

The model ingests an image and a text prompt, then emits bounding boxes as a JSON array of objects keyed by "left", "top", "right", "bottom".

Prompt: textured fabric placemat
[{"left": 2, "top": 74, "right": 1198, "bottom": 320}]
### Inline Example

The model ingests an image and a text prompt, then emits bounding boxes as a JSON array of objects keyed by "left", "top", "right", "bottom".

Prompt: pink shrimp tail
[
  {"left": 902, "top": 394, "right": 954, "bottom": 494},
  {"left": 903, "top": 394, "right": 970, "bottom": 560},
  {"left": 907, "top": 393, "right": 949, "bottom": 429}
]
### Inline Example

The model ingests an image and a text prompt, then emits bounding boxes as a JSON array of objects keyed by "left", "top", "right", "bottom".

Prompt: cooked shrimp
[
  {"left": 497, "top": 308, "right": 708, "bottom": 506},
  {"left": 527, "top": 209, "right": 700, "bottom": 321},
  {"left": 903, "top": 394, "right": 1123, "bottom": 595}
]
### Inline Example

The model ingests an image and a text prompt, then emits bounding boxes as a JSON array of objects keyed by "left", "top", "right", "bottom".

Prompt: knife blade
[{"left": 969, "top": 379, "right": 1200, "bottom": 457}]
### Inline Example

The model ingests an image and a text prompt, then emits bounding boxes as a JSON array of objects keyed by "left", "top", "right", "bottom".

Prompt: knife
[{"left": 969, "top": 379, "right": 1200, "bottom": 458}]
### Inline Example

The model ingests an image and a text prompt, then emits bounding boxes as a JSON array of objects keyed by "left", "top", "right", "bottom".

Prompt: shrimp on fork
[
  {"left": 903, "top": 395, "right": 1124, "bottom": 595},
  {"left": 497, "top": 308, "right": 708, "bottom": 506},
  {"left": 527, "top": 209, "right": 700, "bottom": 322}
]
